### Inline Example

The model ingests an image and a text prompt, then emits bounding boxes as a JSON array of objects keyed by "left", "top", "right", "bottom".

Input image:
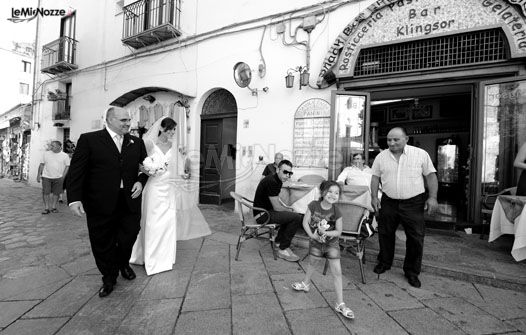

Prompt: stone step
[{"left": 291, "top": 231, "right": 526, "bottom": 292}]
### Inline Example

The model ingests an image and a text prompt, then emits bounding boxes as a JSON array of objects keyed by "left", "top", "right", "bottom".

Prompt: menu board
[{"left": 293, "top": 99, "right": 330, "bottom": 167}]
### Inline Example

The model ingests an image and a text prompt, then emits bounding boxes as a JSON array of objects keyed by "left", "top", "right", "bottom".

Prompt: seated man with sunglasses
[{"left": 253, "top": 159, "right": 302, "bottom": 261}]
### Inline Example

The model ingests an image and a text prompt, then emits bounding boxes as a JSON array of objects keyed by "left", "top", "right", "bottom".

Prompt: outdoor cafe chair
[
  {"left": 322, "top": 201, "right": 371, "bottom": 284},
  {"left": 230, "top": 191, "right": 278, "bottom": 261},
  {"left": 480, "top": 186, "right": 517, "bottom": 239}
]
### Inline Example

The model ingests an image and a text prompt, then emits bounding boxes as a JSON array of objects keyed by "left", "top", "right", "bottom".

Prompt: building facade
[
  {"left": 0, "top": 42, "right": 33, "bottom": 116},
  {"left": 29, "top": 0, "right": 526, "bottom": 228},
  {"left": 0, "top": 42, "right": 34, "bottom": 180}
]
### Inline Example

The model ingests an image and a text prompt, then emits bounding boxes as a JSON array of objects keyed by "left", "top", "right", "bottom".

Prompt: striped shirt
[{"left": 371, "top": 145, "right": 436, "bottom": 200}]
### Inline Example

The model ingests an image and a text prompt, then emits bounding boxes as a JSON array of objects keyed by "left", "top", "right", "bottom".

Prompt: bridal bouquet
[{"left": 142, "top": 155, "right": 168, "bottom": 177}]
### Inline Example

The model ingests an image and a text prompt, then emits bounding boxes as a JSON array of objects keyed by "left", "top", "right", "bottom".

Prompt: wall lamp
[
  {"left": 143, "top": 94, "right": 156, "bottom": 103},
  {"left": 285, "top": 66, "right": 310, "bottom": 90}
]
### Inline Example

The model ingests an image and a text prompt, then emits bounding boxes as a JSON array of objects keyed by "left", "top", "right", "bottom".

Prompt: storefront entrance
[
  {"left": 319, "top": 0, "right": 526, "bottom": 229},
  {"left": 331, "top": 77, "right": 526, "bottom": 230},
  {"left": 369, "top": 85, "right": 473, "bottom": 228}
]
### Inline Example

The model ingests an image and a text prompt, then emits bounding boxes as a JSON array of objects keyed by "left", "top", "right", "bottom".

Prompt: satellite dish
[{"left": 233, "top": 62, "right": 252, "bottom": 88}]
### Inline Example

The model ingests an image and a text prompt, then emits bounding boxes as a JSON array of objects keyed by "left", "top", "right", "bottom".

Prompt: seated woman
[{"left": 337, "top": 153, "right": 373, "bottom": 188}]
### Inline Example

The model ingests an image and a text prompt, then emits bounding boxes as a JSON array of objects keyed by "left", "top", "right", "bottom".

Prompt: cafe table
[
  {"left": 488, "top": 195, "right": 526, "bottom": 261},
  {"left": 279, "top": 182, "right": 372, "bottom": 214}
]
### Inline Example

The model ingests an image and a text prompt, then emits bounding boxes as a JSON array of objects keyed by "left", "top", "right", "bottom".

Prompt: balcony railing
[
  {"left": 122, "top": 0, "right": 181, "bottom": 49},
  {"left": 41, "top": 36, "right": 78, "bottom": 74},
  {"left": 52, "top": 100, "right": 70, "bottom": 121}
]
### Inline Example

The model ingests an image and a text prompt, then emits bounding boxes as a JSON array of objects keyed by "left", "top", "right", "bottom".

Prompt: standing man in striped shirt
[{"left": 370, "top": 127, "right": 438, "bottom": 288}]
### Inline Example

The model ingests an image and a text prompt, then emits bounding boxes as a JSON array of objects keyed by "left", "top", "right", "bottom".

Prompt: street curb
[
  {"left": 292, "top": 234, "right": 526, "bottom": 292},
  {"left": 363, "top": 247, "right": 526, "bottom": 292}
]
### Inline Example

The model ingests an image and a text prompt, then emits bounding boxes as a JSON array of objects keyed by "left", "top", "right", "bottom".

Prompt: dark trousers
[
  {"left": 258, "top": 210, "right": 302, "bottom": 250},
  {"left": 86, "top": 190, "right": 140, "bottom": 284},
  {"left": 377, "top": 193, "right": 426, "bottom": 276}
]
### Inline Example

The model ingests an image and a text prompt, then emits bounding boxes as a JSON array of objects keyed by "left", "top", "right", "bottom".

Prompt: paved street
[{"left": 0, "top": 178, "right": 525, "bottom": 334}]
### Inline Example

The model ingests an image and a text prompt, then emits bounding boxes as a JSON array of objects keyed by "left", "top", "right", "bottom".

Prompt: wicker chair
[
  {"left": 230, "top": 191, "right": 278, "bottom": 261},
  {"left": 322, "top": 201, "right": 370, "bottom": 284}
]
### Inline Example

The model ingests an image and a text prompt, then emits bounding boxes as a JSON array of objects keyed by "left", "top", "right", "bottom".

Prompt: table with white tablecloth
[
  {"left": 279, "top": 183, "right": 372, "bottom": 214},
  {"left": 488, "top": 195, "right": 526, "bottom": 261}
]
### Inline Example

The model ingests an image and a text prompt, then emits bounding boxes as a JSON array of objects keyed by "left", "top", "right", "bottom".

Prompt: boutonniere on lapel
[{"left": 125, "top": 136, "right": 134, "bottom": 147}]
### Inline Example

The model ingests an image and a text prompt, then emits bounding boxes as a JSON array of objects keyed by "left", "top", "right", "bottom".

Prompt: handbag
[{"left": 359, "top": 213, "right": 375, "bottom": 239}]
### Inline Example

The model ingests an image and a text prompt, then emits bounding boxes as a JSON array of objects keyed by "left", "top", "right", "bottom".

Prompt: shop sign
[
  {"left": 317, "top": 0, "right": 526, "bottom": 87},
  {"left": 294, "top": 98, "right": 330, "bottom": 119},
  {"left": 293, "top": 98, "right": 330, "bottom": 168}
]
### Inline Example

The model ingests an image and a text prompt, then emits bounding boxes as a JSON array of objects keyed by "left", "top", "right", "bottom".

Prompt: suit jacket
[{"left": 67, "top": 129, "right": 148, "bottom": 216}]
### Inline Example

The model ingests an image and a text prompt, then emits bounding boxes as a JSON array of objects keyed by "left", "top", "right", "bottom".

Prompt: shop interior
[{"left": 369, "top": 85, "right": 472, "bottom": 229}]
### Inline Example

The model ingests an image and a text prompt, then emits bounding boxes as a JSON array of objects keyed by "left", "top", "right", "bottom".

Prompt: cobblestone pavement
[{"left": 0, "top": 178, "right": 525, "bottom": 334}]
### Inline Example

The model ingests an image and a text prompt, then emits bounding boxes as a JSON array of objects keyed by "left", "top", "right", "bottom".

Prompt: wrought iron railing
[
  {"left": 52, "top": 100, "right": 70, "bottom": 120},
  {"left": 123, "top": 0, "right": 181, "bottom": 39},
  {"left": 41, "top": 36, "right": 78, "bottom": 70}
]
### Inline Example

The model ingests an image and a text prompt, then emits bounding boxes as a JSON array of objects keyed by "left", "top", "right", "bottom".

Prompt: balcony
[
  {"left": 122, "top": 0, "right": 181, "bottom": 49},
  {"left": 41, "top": 36, "right": 78, "bottom": 75},
  {"left": 52, "top": 100, "right": 70, "bottom": 127}
]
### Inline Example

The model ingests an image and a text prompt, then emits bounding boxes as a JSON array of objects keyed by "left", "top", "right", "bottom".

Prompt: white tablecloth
[
  {"left": 280, "top": 183, "right": 372, "bottom": 214},
  {"left": 489, "top": 196, "right": 526, "bottom": 261}
]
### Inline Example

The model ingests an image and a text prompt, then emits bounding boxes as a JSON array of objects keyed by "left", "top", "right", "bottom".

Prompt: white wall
[{"left": 29, "top": 0, "right": 374, "bottom": 194}]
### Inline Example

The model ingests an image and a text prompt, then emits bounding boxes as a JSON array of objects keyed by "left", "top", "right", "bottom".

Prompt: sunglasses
[{"left": 282, "top": 170, "right": 294, "bottom": 176}]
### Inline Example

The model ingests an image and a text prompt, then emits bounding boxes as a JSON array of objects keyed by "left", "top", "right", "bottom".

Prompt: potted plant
[{"left": 47, "top": 89, "right": 67, "bottom": 101}]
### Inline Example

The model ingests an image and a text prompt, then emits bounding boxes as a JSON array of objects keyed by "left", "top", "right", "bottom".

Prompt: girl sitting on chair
[{"left": 291, "top": 180, "right": 354, "bottom": 319}]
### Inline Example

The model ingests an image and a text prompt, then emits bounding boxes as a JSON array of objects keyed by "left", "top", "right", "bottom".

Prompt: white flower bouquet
[{"left": 142, "top": 155, "right": 168, "bottom": 177}]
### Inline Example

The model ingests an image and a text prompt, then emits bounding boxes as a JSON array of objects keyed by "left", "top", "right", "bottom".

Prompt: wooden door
[{"left": 199, "top": 119, "right": 222, "bottom": 204}]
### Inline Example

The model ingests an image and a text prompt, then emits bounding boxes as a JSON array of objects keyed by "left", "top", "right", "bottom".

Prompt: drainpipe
[{"left": 29, "top": 0, "right": 41, "bottom": 181}]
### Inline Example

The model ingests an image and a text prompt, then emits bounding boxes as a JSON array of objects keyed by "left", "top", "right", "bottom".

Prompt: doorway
[
  {"left": 199, "top": 89, "right": 238, "bottom": 205},
  {"left": 369, "top": 85, "right": 473, "bottom": 228}
]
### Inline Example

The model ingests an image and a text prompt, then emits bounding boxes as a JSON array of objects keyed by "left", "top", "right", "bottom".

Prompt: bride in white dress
[{"left": 130, "top": 117, "right": 211, "bottom": 275}]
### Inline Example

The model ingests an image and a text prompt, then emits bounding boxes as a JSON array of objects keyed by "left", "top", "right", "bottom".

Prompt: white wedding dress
[
  {"left": 130, "top": 143, "right": 177, "bottom": 275},
  {"left": 130, "top": 138, "right": 211, "bottom": 275}
]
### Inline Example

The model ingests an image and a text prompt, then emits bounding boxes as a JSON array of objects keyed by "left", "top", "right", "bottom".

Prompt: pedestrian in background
[
  {"left": 261, "top": 152, "right": 283, "bottom": 179},
  {"left": 370, "top": 127, "right": 438, "bottom": 288},
  {"left": 58, "top": 139, "right": 76, "bottom": 203},
  {"left": 37, "top": 141, "right": 70, "bottom": 214}
]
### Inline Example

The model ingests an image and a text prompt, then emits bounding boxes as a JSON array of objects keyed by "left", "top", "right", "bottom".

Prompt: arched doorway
[{"left": 199, "top": 89, "right": 237, "bottom": 205}]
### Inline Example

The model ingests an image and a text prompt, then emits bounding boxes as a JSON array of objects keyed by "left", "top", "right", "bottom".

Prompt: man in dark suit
[{"left": 67, "top": 107, "right": 148, "bottom": 297}]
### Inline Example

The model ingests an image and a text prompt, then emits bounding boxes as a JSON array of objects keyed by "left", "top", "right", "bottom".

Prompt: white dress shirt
[
  {"left": 106, "top": 127, "right": 123, "bottom": 153},
  {"left": 371, "top": 145, "right": 436, "bottom": 200}
]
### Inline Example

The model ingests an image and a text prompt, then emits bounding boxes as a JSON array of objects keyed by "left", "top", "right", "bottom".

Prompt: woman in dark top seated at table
[{"left": 514, "top": 142, "right": 526, "bottom": 196}]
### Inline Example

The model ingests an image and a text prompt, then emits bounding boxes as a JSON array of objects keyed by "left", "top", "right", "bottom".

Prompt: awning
[{"left": 0, "top": 120, "right": 9, "bottom": 129}]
